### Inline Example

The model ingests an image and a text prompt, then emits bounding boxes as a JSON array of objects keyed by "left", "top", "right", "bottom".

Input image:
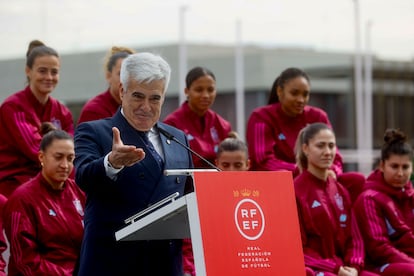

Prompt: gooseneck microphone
[{"left": 157, "top": 126, "right": 221, "bottom": 171}]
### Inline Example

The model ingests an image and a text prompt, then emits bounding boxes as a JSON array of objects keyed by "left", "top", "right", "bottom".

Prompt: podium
[{"left": 115, "top": 171, "right": 305, "bottom": 276}]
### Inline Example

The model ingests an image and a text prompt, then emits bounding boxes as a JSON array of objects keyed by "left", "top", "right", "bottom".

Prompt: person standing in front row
[
  {"left": 354, "top": 129, "right": 414, "bottom": 275},
  {"left": 215, "top": 133, "right": 250, "bottom": 171},
  {"left": 3, "top": 130, "right": 85, "bottom": 276},
  {"left": 0, "top": 40, "right": 74, "bottom": 197},
  {"left": 294, "top": 123, "right": 378, "bottom": 276},
  {"left": 77, "top": 45, "right": 135, "bottom": 124},
  {"left": 74, "top": 52, "right": 193, "bottom": 276},
  {"left": 164, "top": 66, "right": 231, "bottom": 276}
]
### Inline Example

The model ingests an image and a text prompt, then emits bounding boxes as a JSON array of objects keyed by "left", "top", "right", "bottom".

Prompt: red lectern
[{"left": 115, "top": 170, "right": 305, "bottom": 276}]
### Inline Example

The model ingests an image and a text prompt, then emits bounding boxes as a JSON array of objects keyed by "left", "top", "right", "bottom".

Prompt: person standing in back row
[
  {"left": 164, "top": 66, "right": 232, "bottom": 168},
  {"left": 246, "top": 67, "right": 364, "bottom": 202},
  {"left": 164, "top": 66, "right": 232, "bottom": 276},
  {"left": 0, "top": 40, "right": 74, "bottom": 197},
  {"left": 247, "top": 67, "right": 342, "bottom": 175},
  {"left": 77, "top": 45, "right": 135, "bottom": 124}
]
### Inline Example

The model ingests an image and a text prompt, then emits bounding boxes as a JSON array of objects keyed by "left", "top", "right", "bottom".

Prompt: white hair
[{"left": 120, "top": 52, "right": 171, "bottom": 93}]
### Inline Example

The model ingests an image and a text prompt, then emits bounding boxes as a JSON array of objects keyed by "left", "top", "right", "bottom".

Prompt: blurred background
[
  {"left": 0, "top": 0, "right": 414, "bottom": 60},
  {"left": 0, "top": 0, "right": 413, "bottom": 60}
]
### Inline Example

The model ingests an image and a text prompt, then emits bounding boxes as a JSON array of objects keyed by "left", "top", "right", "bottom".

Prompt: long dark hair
[{"left": 104, "top": 46, "right": 135, "bottom": 73}]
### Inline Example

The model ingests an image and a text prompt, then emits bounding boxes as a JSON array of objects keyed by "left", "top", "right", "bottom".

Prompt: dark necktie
[{"left": 140, "top": 131, "right": 164, "bottom": 169}]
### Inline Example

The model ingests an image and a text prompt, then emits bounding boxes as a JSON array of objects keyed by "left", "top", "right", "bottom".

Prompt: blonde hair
[
  {"left": 227, "top": 131, "right": 239, "bottom": 139},
  {"left": 103, "top": 46, "right": 135, "bottom": 73}
]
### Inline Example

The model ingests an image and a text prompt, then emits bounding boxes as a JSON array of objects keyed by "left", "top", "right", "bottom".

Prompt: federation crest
[
  {"left": 334, "top": 193, "right": 344, "bottom": 211},
  {"left": 73, "top": 199, "right": 84, "bottom": 216},
  {"left": 50, "top": 117, "right": 62, "bottom": 130}
]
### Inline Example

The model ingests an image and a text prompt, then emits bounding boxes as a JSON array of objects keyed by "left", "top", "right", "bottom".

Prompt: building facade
[{"left": 1, "top": 43, "right": 413, "bottom": 170}]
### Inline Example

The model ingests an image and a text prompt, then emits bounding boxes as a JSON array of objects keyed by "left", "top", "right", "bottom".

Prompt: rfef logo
[{"left": 234, "top": 198, "right": 265, "bottom": 240}]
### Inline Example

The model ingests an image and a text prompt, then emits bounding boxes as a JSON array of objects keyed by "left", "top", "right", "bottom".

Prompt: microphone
[{"left": 157, "top": 126, "right": 221, "bottom": 171}]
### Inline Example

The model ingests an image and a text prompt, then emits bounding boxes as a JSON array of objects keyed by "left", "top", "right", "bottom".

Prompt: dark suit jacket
[{"left": 74, "top": 110, "right": 193, "bottom": 276}]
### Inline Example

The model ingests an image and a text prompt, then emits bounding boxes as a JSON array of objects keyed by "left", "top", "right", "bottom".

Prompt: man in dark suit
[{"left": 74, "top": 52, "right": 193, "bottom": 276}]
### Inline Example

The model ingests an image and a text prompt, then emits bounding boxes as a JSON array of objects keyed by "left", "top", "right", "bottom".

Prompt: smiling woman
[
  {"left": 163, "top": 66, "right": 232, "bottom": 276},
  {"left": 0, "top": 40, "right": 74, "bottom": 198},
  {"left": 246, "top": 67, "right": 343, "bottom": 177},
  {"left": 164, "top": 66, "right": 232, "bottom": 168}
]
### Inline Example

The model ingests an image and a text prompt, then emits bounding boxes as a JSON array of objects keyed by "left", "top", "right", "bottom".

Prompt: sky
[{"left": 0, "top": 0, "right": 413, "bottom": 61}]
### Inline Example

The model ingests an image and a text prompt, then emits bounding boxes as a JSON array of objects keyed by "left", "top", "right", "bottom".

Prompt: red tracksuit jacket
[
  {"left": 354, "top": 169, "right": 414, "bottom": 268},
  {"left": 3, "top": 173, "right": 85, "bottom": 276},
  {"left": 164, "top": 101, "right": 231, "bottom": 168},
  {"left": 247, "top": 102, "right": 343, "bottom": 176},
  {"left": 295, "top": 170, "right": 365, "bottom": 273},
  {"left": 77, "top": 89, "right": 119, "bottom": 124},
  {"left": 0, "top": 86, "right": 74, "bottom": 196}
]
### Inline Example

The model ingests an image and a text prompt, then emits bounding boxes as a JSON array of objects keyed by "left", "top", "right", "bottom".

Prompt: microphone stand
[{"left": 157, "top": 126, "right": 221, "bottom": 171}]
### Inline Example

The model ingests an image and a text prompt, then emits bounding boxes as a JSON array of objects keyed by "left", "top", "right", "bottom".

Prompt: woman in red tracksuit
[
  {"left": 0, "top": 195, "right": 7, "bottom": 276},
  {"left": 164, "top": 66, "right": 232, "bottom": 169},
  {"left": 77, "top": 45, "right": 135, "bottom": 124},
  {"left": 246, "top": 67, "right": 364, "bottom": 202},
  {"left": 247, "top": 67, "right": 342, "bottom": 175},
  {"left": 353, "top": 129, "right": 414, "bottom": 275},
  {"left": 3, "top": 130, "right": 85, "bottom": 276},
  {"left": 294, "top": 123, "right": 378, "bottom": 276},
  {"left": 0, "top": 40, "right": 73, "bottom": 197},
  {"left": 164, "top": 66, "right": 232, "bottom": 276}
]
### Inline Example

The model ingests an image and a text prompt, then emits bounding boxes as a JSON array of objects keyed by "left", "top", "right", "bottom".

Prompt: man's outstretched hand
[{"left": 108, "top": 127, "right": 146, "bottom": 168}]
